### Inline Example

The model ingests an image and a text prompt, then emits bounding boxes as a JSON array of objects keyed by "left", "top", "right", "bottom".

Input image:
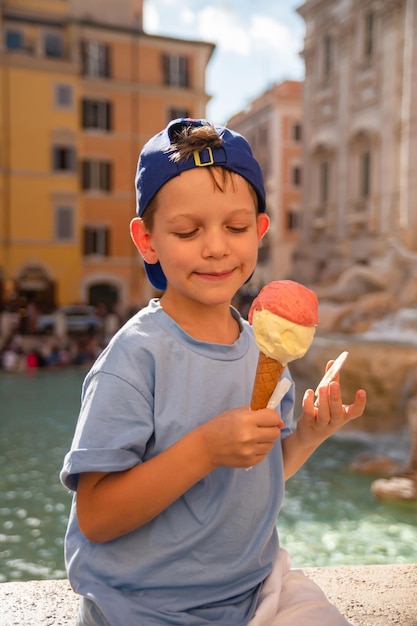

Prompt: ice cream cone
[
  {"left": 248, "top": 281, "right": 319, "bottom": 410},
  {"left": 250, "top": 352, "right": 285, "bottom": 410}
]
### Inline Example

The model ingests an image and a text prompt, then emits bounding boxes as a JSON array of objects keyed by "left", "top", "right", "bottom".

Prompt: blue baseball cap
[{"left": 135, "top": 118, "right": 266, "bottom": 291}]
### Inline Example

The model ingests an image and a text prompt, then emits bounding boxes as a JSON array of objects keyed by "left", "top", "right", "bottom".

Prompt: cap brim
[{"left": 144, "top": 260, "right": 167, "bottom": 291}]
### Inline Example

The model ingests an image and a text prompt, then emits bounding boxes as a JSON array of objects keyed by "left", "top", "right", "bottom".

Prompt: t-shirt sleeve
[{"left": 60, "top": 370, "right": 154, "bottom": 492}]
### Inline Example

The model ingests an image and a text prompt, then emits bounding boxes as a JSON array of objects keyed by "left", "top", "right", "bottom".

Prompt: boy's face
[{"left": 131, "top": 167, "right": 269, "bottom": 309}]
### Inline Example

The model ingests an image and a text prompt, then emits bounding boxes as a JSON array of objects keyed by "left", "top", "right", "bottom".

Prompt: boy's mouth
[{"left": 194, "top": 269, "right": 236, "bottom": 281}]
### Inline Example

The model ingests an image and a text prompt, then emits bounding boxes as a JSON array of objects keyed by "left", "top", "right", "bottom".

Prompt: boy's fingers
[
  {"left": 325, "top": 359, "right": 335, "bottom": 372},
  {"left": 254, "top": 409, "right": 284, "bottom": 428},
  {"left": 346, "top": 389, "right": 367, "bottom": 419},
  {"left": 302, "top": 388, "right": 315, "bottom": 411}
]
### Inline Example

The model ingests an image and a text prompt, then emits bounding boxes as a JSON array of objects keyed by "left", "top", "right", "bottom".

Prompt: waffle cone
[{"left": 250, "top": 352, "right": 285, "bottom": 410}]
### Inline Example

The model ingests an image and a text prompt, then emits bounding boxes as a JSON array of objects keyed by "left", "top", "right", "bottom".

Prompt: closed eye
[
  {"left": 174, "top": 229, "right": 199, "bottom": 239},
  {"left": 228, "top": 226, "right": 249, "bottom": 233}
]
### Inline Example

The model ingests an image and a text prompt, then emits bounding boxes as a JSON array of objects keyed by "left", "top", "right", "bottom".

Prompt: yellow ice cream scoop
[{"left": 250, "top": 309, "right": 317, "bottom": 363}]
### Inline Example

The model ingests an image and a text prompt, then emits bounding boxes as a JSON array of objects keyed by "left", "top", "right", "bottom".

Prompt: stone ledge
[{"left": 0, "top": 564, "right": 415, "bottom": 625}]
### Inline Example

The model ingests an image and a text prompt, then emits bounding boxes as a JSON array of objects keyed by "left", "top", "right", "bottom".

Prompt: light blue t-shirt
[{"left": 61, "top": 300, "right": 295, "bottom": 626}]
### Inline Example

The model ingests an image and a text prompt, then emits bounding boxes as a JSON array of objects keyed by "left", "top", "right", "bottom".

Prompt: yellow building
[{"left": 0, "top": 0, "right": 214, "bottom": 314}]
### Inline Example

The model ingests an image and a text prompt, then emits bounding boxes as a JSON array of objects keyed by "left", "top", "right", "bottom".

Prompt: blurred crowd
[
  {"left": 0, "top": 289, "right": 256, "bottom": 373},
  {"left": 0, "top": 297, "right": 128, "bottom": 373},
  {"left": 1, "top": 332, "right": 104, "bottom": 372}
]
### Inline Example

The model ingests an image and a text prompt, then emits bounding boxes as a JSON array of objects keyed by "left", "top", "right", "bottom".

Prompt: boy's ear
[
  {"left": 257, "top": 213, "right": 270, "bottom": 242},
  {"left": 130, "top": 218, "right": 159, "bottom": 263}
]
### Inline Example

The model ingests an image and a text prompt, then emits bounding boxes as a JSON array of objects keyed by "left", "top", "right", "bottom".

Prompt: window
[
  {"left": 167, "top": 107, "right": 190, "bottom": 122},
  {"left": 319, "top": 161, "right": 329, "bottom": 204},
  {"left": 292, "top": 122, "right": 302, "bottom": 142},
  {"left": 350, "top": 131, "right": 374, "bottom": 209},
  {"left": 82, "top": 99, "right": 112, "bottom": 131},
  {"left": 54, "top": 84, "right": 74, "bottom": 109},
  {"left": 6, "top": 29, "right": 24, "bottom": 50},
  {"left": 364, "top": 12, "right": 375, "bottom": 59},
  {"left": 83, "top": 226, "right": 110, "bottom": 256},
  {"left": 81, "top": 41, "right": 111, "bottom": 78},
  {"left": 292, "top": 165, "right": 302, "bottom": 187},
  {"left": 360, "top": 150, "right": 371, "bottom": 198},
  {"left": 82, "top": 160, "right": 112, "bottom": 192},
  {"left": 54, "top": 206, "right": 74, "bottom": 241},
  {"left": 53, "top": 146, "right": 76, "bottom": 172},
  {"left": 44, "top": 32, "right": 63, "bottom": 58},
  {"left": 323, "top": 34, "right": 333, "bottom": 78},
  {"left": 258, "top": 125, "right": 268, "bottom": 147},
  {"left": 287, "top": 209, "right": 301, "bottom": 231},
  {"left": 162, "top": 54, "right": 189, "bottom": 87}
]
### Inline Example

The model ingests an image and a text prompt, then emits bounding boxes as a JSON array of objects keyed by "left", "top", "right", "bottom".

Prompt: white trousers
[
  {"left": 77, "top": 549, "right": 354, "bottom": 626},
  {"left": 248, "top": 549, "right": 354, "bottom": 626}
]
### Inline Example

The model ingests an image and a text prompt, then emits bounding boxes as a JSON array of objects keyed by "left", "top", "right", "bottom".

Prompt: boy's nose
[{"left": 202, "top": 230, "right": 229, "bottom": 258}]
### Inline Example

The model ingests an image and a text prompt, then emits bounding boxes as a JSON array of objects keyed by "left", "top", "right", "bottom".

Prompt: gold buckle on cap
[{"left": 193, "top": 147, "right": 214, "bottom": 167}]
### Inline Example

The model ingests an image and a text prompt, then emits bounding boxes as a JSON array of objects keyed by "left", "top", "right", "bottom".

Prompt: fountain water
[{"left": 291, "top": 239, "right": 417, "bottom": 502}]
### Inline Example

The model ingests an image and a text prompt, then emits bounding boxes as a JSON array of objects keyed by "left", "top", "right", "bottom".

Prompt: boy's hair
[
  {"left": 167, "top": 122, "right": 224, "bottom": 162},
  {"left": 142, "top": 125, "right": 258, "bottom": 232},
  {"left": 135, "top": 118, "right": 266, "bottom": 291}
]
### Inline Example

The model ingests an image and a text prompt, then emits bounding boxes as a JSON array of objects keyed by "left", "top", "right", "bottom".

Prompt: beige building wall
[
  {"left": 294, "top": 0, "right": 417, "bottom": 285},
  {"left": 228, "top": 81, "right": 303, "bottom": 288}
]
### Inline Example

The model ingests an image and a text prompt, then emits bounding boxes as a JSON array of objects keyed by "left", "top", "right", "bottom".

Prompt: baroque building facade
[
  {"left": 293, "top": 0, "right": 417, "bottom": 285},
  {"left": 0, "top": 0, "right": 214, "bottom": 313},
  {"left": 227, "top": 80, "right": 303, "bottom": 289}
]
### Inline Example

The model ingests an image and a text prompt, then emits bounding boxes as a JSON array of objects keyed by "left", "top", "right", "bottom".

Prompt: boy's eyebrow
[
  {"left": 165, "top": 214, "right": 198, "bottom": 225},
  {"left": 166, "top": 208, "right": 256, "bottom": 223}
]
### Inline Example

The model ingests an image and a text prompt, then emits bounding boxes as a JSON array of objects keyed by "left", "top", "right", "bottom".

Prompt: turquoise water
[
  {"left": 0, "top": 369, "right": 84, "bottom": 582},
  {"left": 0, "top": 369, "right": 416, "bottom": 582},
  {"left": 281, "top": 433, "right": 417, "bottom": 567}
]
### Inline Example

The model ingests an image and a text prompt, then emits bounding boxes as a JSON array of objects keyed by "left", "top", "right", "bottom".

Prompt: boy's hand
[
  {"left": 297, "top": 362, "right": 366, "bottom": 449},
  {"left": 200, "top": 407, "right": 284, "bottom": 469}
]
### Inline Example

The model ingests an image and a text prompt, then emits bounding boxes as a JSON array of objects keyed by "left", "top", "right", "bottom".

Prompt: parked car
[{"left": 37, "top": 305, "right": 104, "bottom": 335}]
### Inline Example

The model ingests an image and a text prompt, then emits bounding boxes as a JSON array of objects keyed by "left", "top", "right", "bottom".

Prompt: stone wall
[
  {"left": 291, "top": 333, "right": 417, "bottom": 502},
  {"left": 1, "top": 564, "right": 416, "bottom": 625},
  {"left": 291, "top": 334, "right": 417, "bottom": 433}
]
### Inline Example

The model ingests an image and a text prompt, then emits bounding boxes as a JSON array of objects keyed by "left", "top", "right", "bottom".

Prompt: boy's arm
[
  {"left": 77, "top": 426, "right": 213, "bottom": 543},
  {"left": 76, "top": 405, "right": 282, "bottom": 543},
  {"left": 282, "top": 382, "right": 366, "bottom": 480}
]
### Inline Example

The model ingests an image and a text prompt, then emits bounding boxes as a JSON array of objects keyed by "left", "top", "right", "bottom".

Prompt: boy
[{"left": 61, "top": 118, "right": 366, "bottom": 625}]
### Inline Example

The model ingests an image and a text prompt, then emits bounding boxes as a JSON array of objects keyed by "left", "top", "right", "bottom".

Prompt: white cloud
[
  {"left": 143, "top": 2, "right": 159, "bottom": 32},
  {"left": 180, "top": 7, "right": 195, "bottom": 27},
  {"left": 143, "top": 2, "right": 301, "bottom": 60},
  {"left": 142, "top": 0, "right": 305, "bottom": 122},
  {"left": 247, "top": 14, "right": 303, "bottom": 75},
  {"left": 197, "top": 7, "right": 251, "bottom": 55},
  {"left": 194, "top": 7, "right": 301, "bottom": 64},
  {"left": 250, "top": 15, "right": 294, "bottom": 53}
]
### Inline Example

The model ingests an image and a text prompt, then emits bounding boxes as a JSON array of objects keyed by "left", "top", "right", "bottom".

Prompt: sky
[{"left": 143, "top": 0, "right": 306, "bottom": 124}]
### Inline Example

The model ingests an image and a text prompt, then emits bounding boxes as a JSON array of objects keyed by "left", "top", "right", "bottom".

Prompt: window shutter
[
  {"left": 83, "top": 228, "right": 89, "bottom": 254},
  {"left": 106, "top": 102, "right": 112, "bottom": 131},
  {"left": 105, "top": 162, "right": 112, "bottom": 191},
  {"left": 104, "top": 44, "right": 111, "bottom": 78},
  {"left": 181, "top": 56, "right": 189, "bottom": 87},
  {"left": 80, "top": 40, "right": 87, "bottom": 75},
  {"left": 81, "top": 161, "right": 90, "bottom": 190},
  {"left": 81, "top": 99, "right": 88, "bottom": 128},
  {"left": 162, "top": 53, "right": 170, "bottom": 85},
  {"left": 68, "top": 148, "right": 76, "bottom": 172}
]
